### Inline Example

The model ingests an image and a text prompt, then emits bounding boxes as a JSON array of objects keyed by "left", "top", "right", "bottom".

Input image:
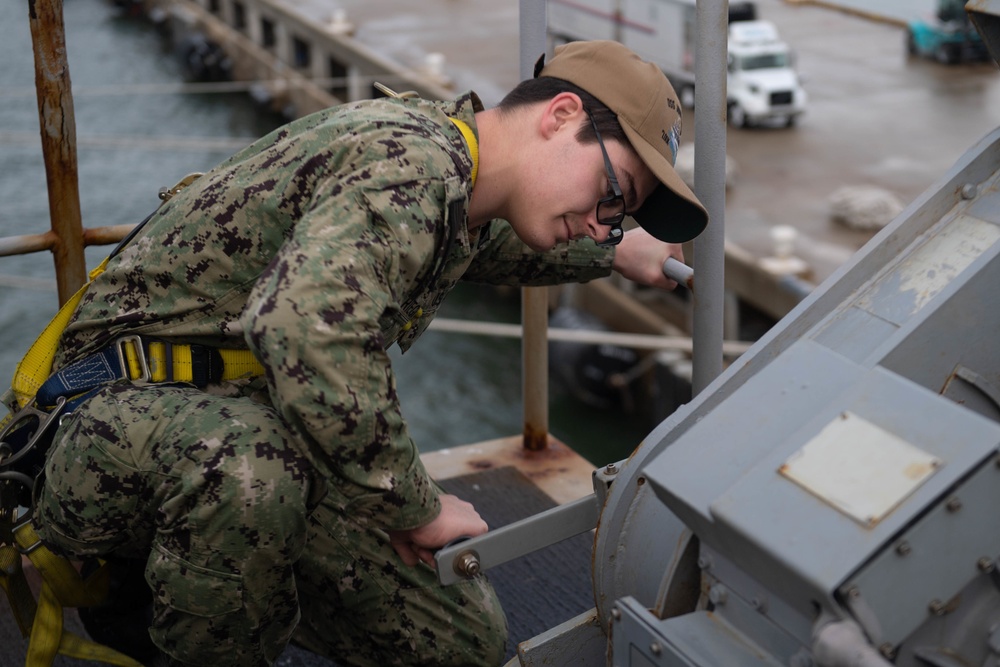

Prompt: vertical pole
[
  {"left": 28, "top": 0, "right": 86, "bottom": 305},
  {"left": 520, "top": 0, "right": 550, "bottom": 451},
  {"left": 691, "top": 0, "right": 727, "bottom": 394}
]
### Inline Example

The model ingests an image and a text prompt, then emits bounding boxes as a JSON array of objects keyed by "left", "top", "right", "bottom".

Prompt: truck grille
[{"left": 770, "top": 91, "right": 793, "bottom": 106}]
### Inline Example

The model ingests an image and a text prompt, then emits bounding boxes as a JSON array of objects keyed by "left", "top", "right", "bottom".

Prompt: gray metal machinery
[{"left": 437, "top": 2, "right": 1000, "bottom": 665}]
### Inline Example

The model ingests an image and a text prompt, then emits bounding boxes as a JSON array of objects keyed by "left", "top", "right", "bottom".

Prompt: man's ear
[{"left": 540, "top": 92, "right": 585, "bottom": 139}]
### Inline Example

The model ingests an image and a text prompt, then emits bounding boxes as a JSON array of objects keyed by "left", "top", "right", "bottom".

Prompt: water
[{"left": 0, "top": 0, "right": 650, "bottom": 465}]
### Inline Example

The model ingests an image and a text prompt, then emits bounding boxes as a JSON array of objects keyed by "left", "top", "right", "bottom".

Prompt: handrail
[
  {"left": 0, "top": 225, "right": 135, "bottom": 259},
  {"left": 519, "top": 0, "right": 551, "bottom": 452},
  {"left": 690, "top": 0, "right": 727, "bottom": 395},
  {"left": 28, "top": 0, "right": 87, "bottom": 306}
]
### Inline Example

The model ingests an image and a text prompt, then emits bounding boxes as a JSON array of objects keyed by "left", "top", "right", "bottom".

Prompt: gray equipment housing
[{"left": 501, "top": 2, "right": 1000, "bottom": 665}]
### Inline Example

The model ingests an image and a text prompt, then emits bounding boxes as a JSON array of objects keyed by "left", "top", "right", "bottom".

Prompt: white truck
[{"left": 546, "top": 0, "right": 807, "bottom": 128}]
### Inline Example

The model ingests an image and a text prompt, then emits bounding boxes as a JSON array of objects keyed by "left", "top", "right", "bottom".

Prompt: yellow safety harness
[
  {"left": 0, "top": 172, "right": 262, "bottom": 666},
  {"left": 0, "top": 105, "right": 479, "bottom": 665}
]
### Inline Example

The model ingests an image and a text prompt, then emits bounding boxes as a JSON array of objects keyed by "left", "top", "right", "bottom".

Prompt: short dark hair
[{"left": 496, "top": 76, "right": 627, "bottom": 146}]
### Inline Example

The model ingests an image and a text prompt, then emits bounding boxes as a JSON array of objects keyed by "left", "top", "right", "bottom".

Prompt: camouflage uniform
[{"left": 33, "top": 92, "right": 614, "bottom": 666}]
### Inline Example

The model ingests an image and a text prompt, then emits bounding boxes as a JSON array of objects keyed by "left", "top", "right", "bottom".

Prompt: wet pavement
[{"left": 707, "top": 0, "right": 1000, "bottom": 281}]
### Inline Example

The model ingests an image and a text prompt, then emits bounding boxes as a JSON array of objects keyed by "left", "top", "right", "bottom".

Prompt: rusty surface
[
  {"left": 522, "top": 422, "right": 549, "bottom": 452},
  {"left": 521, "top": 286, "right": 550, "bottom": 448},
  {"left": 0, "top": 230, "right": 57, "bottom": 257},
  {"left": 82, "top": 224, "right": 135, "bottom": 247},
  {"left": 420, "top": 434, "right": 596, "bottom": 506},
  {"left": 28, "top": 0, "right": 86, "bottom": 304}
]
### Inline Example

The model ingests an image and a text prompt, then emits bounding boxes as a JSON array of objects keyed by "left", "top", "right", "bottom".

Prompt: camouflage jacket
[{"left": 50, "top": 92, "right": 614, "bottom": 531}]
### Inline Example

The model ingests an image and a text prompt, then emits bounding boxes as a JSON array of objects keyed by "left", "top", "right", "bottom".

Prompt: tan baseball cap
[{"left": 534, "top": 40, "right": 708, "bottom": 243}]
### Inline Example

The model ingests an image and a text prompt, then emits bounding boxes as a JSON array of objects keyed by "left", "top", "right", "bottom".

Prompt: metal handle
[
  {"left": 663, "top": 257, "right": 694, "bottom": 290},
  {"left": 435, "top": 493, "right": 601, "bottom": 585}
]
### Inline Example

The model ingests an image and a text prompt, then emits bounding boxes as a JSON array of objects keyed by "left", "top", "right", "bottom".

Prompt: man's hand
[
  {"left": 611, "top": 227, "right": 685, "bottom": 290},
  {"left": 387, "top": 494, "right": 488, "bottom": 567}
]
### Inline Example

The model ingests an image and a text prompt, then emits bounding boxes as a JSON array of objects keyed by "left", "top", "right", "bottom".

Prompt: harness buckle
[
  {"left": 115, "top": 336, "right": 150, "bottom": 383},
  {"left": 0, "top": 397, "right": 67, "bottom": 472},
  {"left": 0, "top": 397, "right": 68, "bottom": 513},
  {"left": 11, "top": 517, "right": 44, "bottom": 555}
]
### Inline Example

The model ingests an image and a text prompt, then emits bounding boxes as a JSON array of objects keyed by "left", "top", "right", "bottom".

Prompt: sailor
[{"left": 8, "top": 40, "right": 707, "bottom": 666}]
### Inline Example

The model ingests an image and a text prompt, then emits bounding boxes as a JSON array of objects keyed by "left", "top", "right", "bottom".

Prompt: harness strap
[
  {"left": 448, "top": 117, "right": 479, "bottom": 187},
  {"left": 34, "top": 338, "right": 266, "bottom": 410},
  {"left": 0, "top": 522, "right": 142, "bottom": 667}
]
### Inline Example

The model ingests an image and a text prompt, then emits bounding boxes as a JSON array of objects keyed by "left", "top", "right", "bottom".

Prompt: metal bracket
[{"left": 435, "top": 492, "right": 601, "bottom": 586}]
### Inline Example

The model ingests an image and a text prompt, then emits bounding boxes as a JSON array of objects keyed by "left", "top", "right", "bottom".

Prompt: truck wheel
[
  {"left": 728, "top": 103, "right": 747, "bottom": 128},
  {"left": 679, "top": 85, "right": 696, "bottom": 111},
  {"left": 935, "top": 43, "right": 959, "bottom": 64}
]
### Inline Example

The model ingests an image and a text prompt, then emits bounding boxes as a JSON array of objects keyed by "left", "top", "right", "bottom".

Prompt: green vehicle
[{"left": 907, "top": 0, "right": 989, "bottom": 64}]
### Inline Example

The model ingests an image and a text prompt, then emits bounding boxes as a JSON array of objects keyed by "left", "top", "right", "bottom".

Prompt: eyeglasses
[{"left": 587, "top": 111, "right": 626, "bottom": 248}]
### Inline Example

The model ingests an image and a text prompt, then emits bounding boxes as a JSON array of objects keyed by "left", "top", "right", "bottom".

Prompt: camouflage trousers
[{"left": 34, "top": 382, "right": 507, "bottom": 666}]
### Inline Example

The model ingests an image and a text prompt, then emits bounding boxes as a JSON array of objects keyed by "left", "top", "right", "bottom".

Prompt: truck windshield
[{"left": 735, "top": 53, "right": 789, "bottom": 70}]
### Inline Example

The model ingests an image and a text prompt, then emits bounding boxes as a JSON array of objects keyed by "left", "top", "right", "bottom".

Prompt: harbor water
[{"left": 0, "top": 0, "right": 650, "bottom": 466}]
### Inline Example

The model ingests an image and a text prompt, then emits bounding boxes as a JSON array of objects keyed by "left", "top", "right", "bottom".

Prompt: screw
[
  {"left": 611, "top": 608, "right": 622, "bottom": 622},
  {"left": 895, "top": 541, "right": 912, "bottom": 556},
  {"left": 454, "top": 550, "right": 480, "bottom": 578},
  {"left": 879, "top": 643, "right": 895, "bottom": 659},
  {"left": 605, "top": 463, "right": 618, "bottom": 475},
  {"left": 979, "top": 557, "right": 995, "bottom": 573},
  {"left": 929, "top": 599, "right": 945, "bottom": 615},
  {"left": 650, "top": 642, "right": 662, "bottom": 656},
  {"left": 708, "top": 585, "right": 728, "bottom": 606},
  {"left": 946, "top": 497, "right": 963, "bottom": 512},
  {"left": 751, "top": 596, "right": 768, "bottom": 613},
  {"left": 697, "top": 554, "right": 713, "bottom": 571}
]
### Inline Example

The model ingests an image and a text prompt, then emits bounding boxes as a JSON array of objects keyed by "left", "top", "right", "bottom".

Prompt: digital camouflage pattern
[
  {"left": 53, "top": 90, "right": 613, "bottom": 533},
  {"left": 37, "top": 381, "right": 317, "bottom": 666},
  {"left": 34, "top": 90, "right": 612, "bottom": 664}
]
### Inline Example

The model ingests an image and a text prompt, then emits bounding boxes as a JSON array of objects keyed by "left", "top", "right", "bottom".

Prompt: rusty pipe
[{"left": 28, "top": 0, "right": 86, "bottom": 304}]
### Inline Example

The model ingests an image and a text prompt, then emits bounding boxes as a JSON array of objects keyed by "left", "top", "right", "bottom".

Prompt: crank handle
[
  {"left": 662, "top": 257, "right": 694, "bottom": 290},
  {"left": 434, "top": 493, "right": 601, "bottom": 586}
]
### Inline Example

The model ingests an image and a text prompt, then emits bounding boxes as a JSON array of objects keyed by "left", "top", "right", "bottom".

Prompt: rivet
[
  {"left": 961, "top": 183, "right": 978, "bottom": 199},
  {"left": 650, "top": 642, "right": 662, "bottom": 656},
  {"left": 895, "top": 541, "right": 911, "bottom": 556},
  {"left": 979, "top": 557, "right": 995, "bottom": 573},
  {"left": 879, "top": 643, "right": 895, "bottom": 659},
  {"left": 928, "top": 599, "right": 945, "bottom": 615},
  {"left": 946, "top": 497, "right": 963, "bottom": 512},
  {"left": 611, "top": 608, "right": 622, "bottom": 621}
]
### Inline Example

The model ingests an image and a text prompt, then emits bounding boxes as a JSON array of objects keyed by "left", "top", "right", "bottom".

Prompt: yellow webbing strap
[
  {"left": 10, "top": 260, "right": 110, "bottom": 411},
  {"left": 0, "top": 523, "right": 142, "bottom": 667},
  {"left": 0, "top": 542, "right": 36, "bottom": 636},
  {"left": 144, "top": 343, "right": 265, "bottom": 383},
  {"left": 449, "top": 118, "right": 479, "bottom": 188}
]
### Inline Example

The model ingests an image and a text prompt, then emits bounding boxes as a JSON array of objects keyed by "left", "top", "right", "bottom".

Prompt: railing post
[
  {"left": 28, "top": 0, "right": 87, "bottom": 305},
  {"left": 519, "top": 0, "right": 550, "bottom": 451},
  {"left": 691, "top": 0, "right": 728, "bottom": 394}
]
